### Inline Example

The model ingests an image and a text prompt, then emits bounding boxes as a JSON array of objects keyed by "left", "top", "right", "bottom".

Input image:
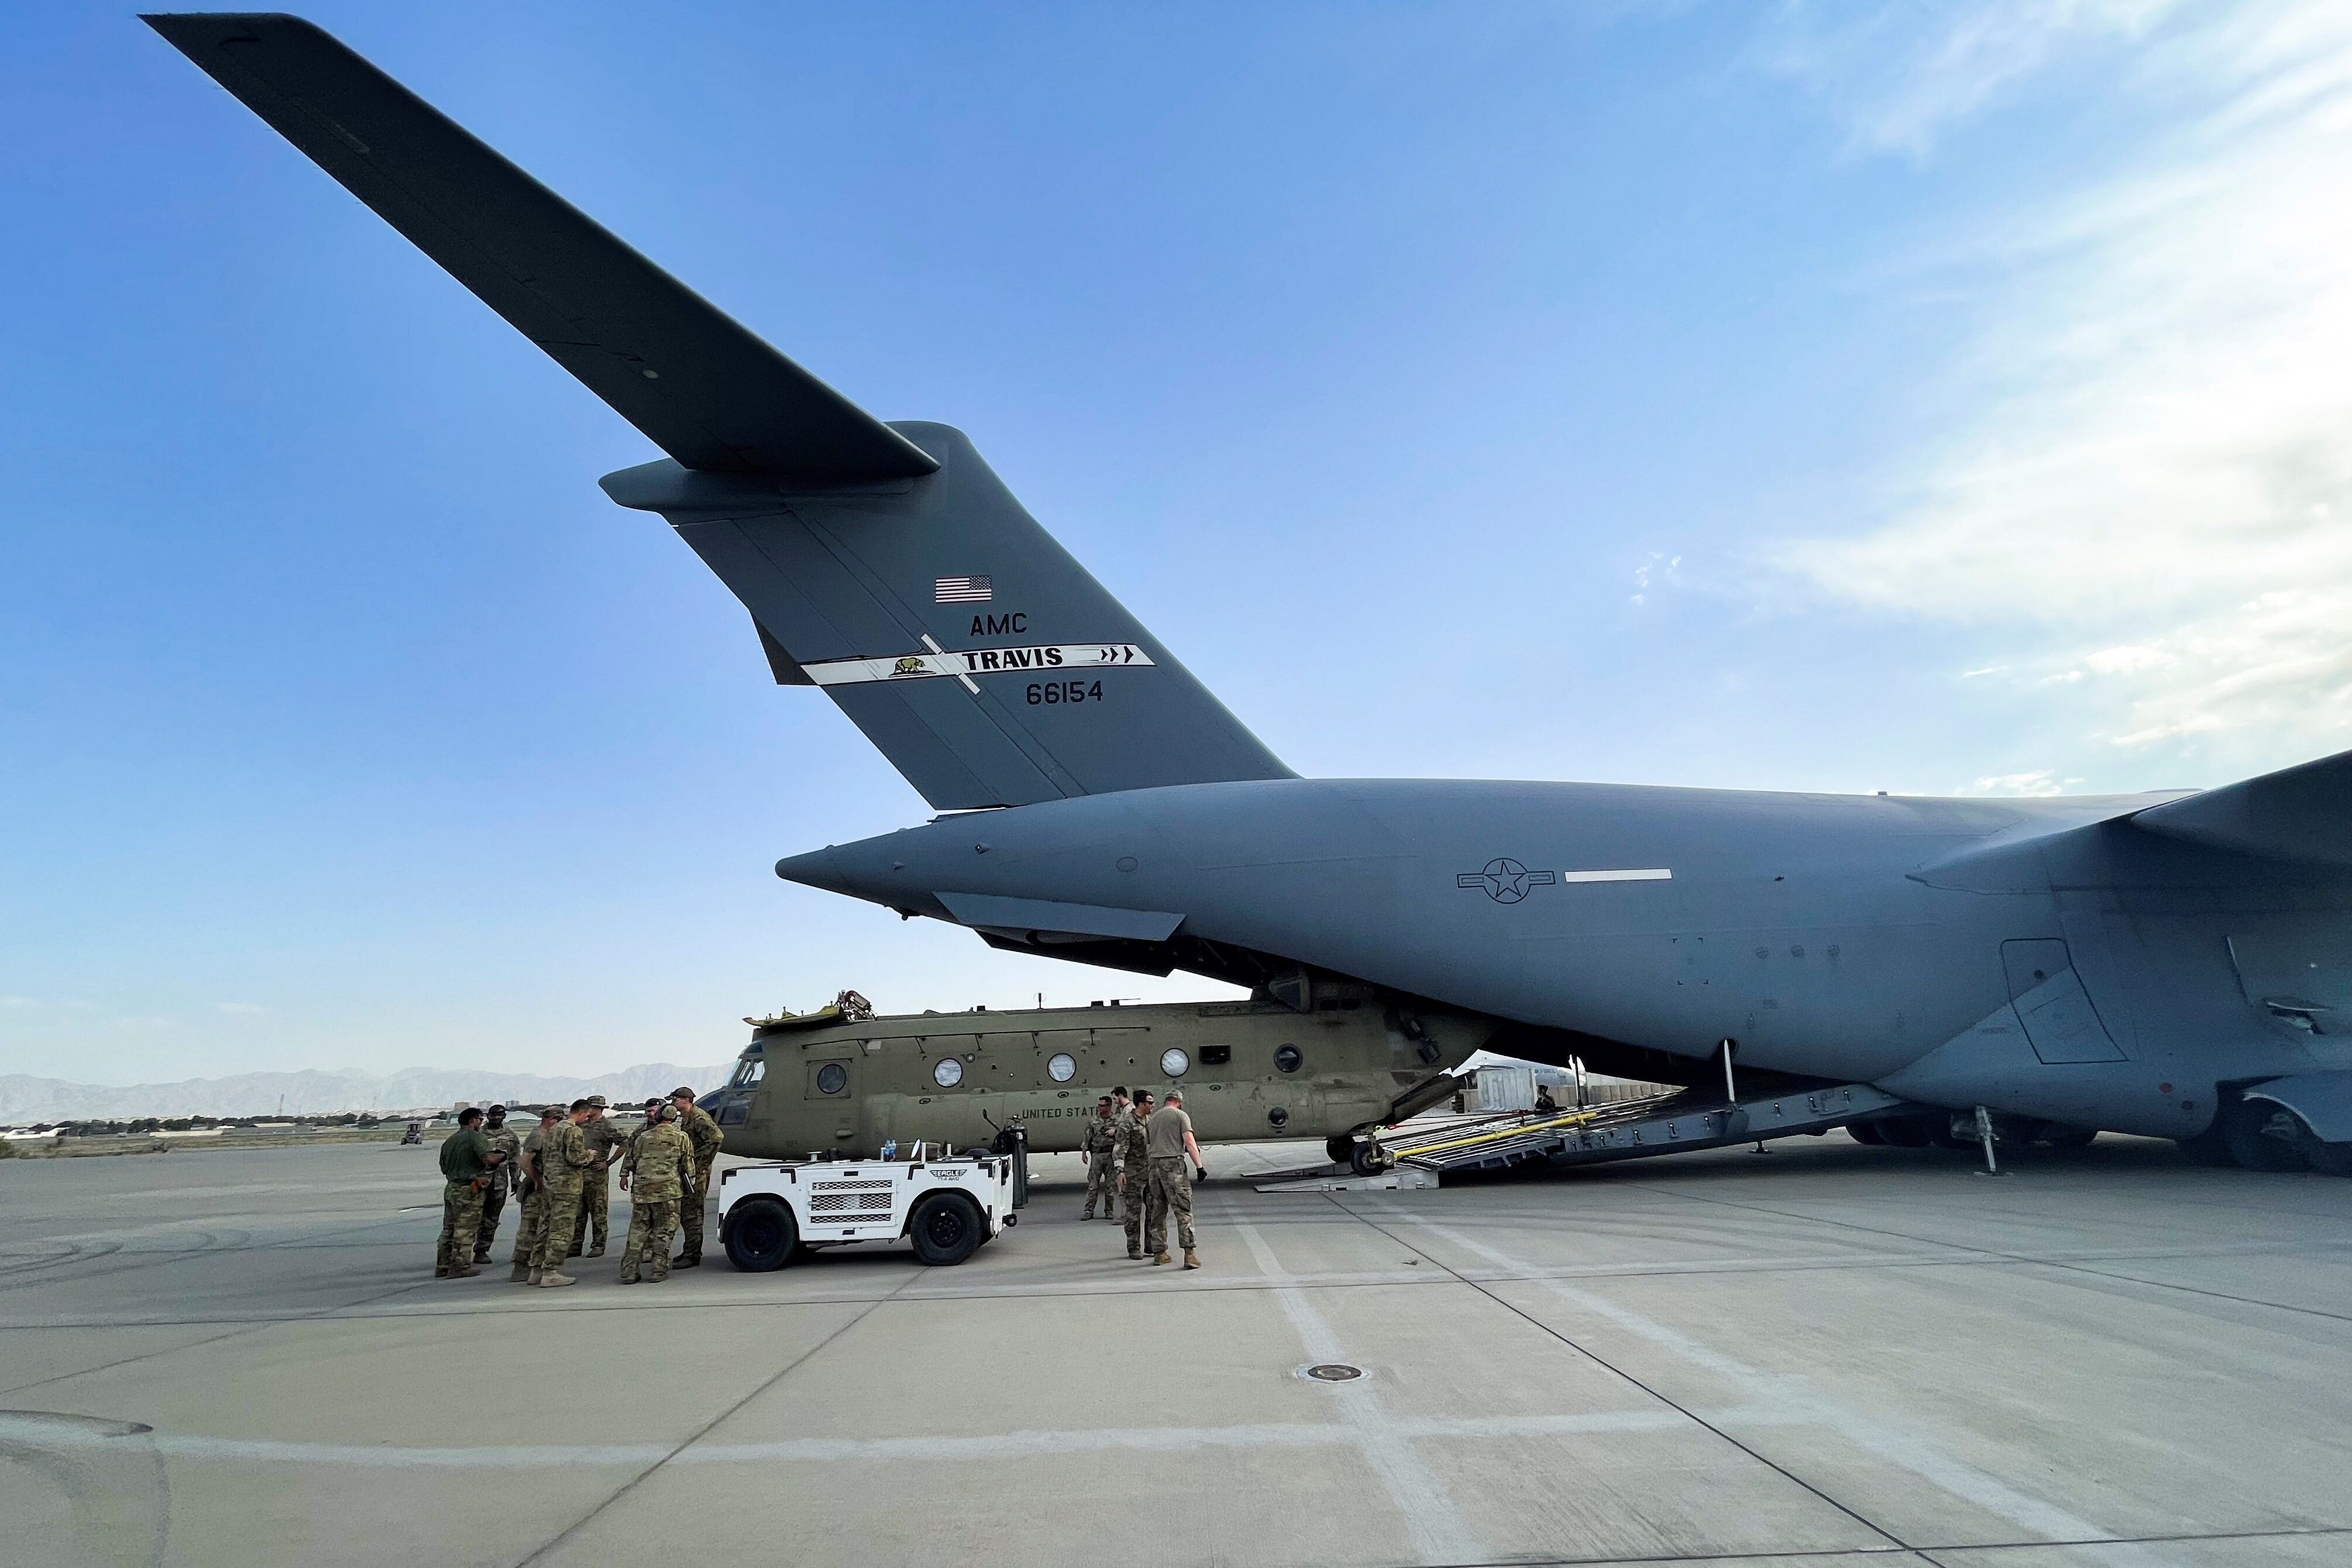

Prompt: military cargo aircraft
[
  {"left": 150, "top": 16, "right": 2349, "bottom": 1176},
  {"left": 702, "top": 991, "right": 1485, "bottom": 1164}
]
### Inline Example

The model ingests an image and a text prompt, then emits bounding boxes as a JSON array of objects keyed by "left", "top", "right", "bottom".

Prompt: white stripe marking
[
  {"left": 0, "top": 1408, "right": 1780, "bottom": 1471},
  {"left": 1380, "top": 1207, "right": 2164, "bottom": 1568},
  {"left": 1558, "top": 867, "right": 1672, "bottom": 883},
  {"left": 802, "top": 644, "right": 1153, "bottom": 687},
  {"left": 1235, "top": 1220, "right": 1486, "bottom": 1566}
]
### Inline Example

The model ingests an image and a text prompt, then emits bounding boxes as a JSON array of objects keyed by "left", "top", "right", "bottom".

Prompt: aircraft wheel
[
  {"left": 1927, "top": 1115, "right": 1975, "bottom": 1150},
  {"left": 2038, "top": 1125, "right": 2098, "bottom": 1149},
  {"left": 2175, "top": 1123, "right": 2235, "bottom": 1165},
  {"left": 2303, "top": 1140, "right": 2352, "bottom": 1177},
  {"left": 1326, "top": 1136, "right": 1354, "bottom": 1167},
  {"left": 2223, "top": 1101, "right": 2309, "bottom": 1172},
  {"left": 1878, "top": 1117, "right": 1931, "bottom": 1149},
  {"left": 1845, "top": 1120, "right": 1886, "bottom": 1146},
  {"left": 908, "top": 1192, "right": 985, "bottom": 1266},
  {"left": 723, "top": 1197, "right": 799, "bottom": 1272},
  {"left": 1349, "top": 1143, "right": 1389, "bottom": 1177}
]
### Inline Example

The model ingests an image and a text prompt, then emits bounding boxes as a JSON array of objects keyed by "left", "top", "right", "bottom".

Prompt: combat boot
[
  {"left": 1127, "top": 1245, "right": 1143, "bottom": 1260},
  {"left": 451, "top": 1263, "right": 480, "bottom": 1278},
  {"left": 1153, "top": 1251, "right": 1171, "bottom": 1266},
  {"left": 587, "top": 1244, "right": 606, "bottom": 1258},
  {"left": 675, "top": 1256, "right": 701, "bottom": 1269},
  {"left": 536, "top": 1270, "right": 576, "bottom": 1288},
  {"left": 510, "top": 1262, "right": 531, "bottom": 1282},
  {"left": 1182, "top": 1249, "right": 1200, "bottom": 1270}
]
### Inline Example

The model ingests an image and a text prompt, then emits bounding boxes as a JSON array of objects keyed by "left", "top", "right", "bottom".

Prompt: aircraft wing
[
  {"left": 143, "top": 12, "right": 938, "bottom": 484},
  {"left": 2129, "top": 749, "right": 2351, "bottom": 868}
]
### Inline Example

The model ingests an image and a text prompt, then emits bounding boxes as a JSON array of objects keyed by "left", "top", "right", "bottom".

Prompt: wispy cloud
[
  {"left": 1762, "top": 2, "right": 2352, "bottom": 771},
  {"left": 1960, "top": 769, "right": 2086, "bottom": 796},
  {"left": 1761, "top": 0, "right": 2182, "bottom": 157}
]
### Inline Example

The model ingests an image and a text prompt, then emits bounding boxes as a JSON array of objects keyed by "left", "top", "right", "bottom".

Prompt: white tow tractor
[{"left": 717, "top": 1144, "right": 1020, "bottom": 1270}]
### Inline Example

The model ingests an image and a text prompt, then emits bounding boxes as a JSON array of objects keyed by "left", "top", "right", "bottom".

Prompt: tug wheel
[
  {"left": 908, "top": 1192, "right": 985, "bottom": 1266},
  {"left": 723, "top": 1197, "right": 799, "bottom": 1272}
]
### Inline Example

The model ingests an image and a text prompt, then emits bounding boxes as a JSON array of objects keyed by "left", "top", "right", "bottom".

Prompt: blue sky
[{"left": 4, "top": 2, "right": 2345, "bottom": 1082}]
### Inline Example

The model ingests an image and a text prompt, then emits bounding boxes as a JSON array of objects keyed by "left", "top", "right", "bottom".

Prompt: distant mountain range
[{"left": 0, "top": 1062, "right": 737, "bottom": 1123}]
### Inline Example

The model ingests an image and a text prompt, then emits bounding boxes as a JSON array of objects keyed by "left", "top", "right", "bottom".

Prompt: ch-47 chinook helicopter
[{"left": 697, "top": 989, "right": 1488, "bottom": 1168}]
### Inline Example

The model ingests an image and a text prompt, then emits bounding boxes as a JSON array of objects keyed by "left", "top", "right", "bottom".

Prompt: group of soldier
[
  {"left": 1079, "top": 1085, "right": 1207, "bottom": 1268},
  {"left": 432, "top": 1088, "right": 724, "bottom": 1289}
]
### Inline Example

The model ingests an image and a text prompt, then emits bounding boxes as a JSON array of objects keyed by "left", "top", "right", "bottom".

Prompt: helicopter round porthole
[
  {"left": 1274, "top": 1044, "right": 1303, "bottom": 1074},
  {"left": 1160, "top": 1048, "right": 1189, "bottom": 1077},
  {"left": 815, "top": 1062, "right": 848, "bottom": 1095},
  {"left": 933, "top": 1057, "right": 964, "bottom": 1088},
  {"left": 1047, "top": 1053, "right": 1076, "bottom": 1083}
]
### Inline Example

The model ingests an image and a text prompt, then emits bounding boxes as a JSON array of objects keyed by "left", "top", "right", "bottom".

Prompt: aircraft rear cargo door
[{"left": 2000, "top": 939, "right": 2126, "bottom": 1064}]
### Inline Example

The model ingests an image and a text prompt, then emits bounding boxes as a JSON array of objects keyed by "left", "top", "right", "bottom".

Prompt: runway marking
[
  {"left": 1377, "top": 1206, "right": 2168, "bottom": 1568},
  {"left": 1235, "top": 1219, "right": 1486, "bottom": 1566},
  {"left": 0, "top": 1406, "right": 1752, "bottom": 1470}
]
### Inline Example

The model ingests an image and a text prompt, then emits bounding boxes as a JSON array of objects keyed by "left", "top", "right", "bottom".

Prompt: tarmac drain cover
[{"left": 1303, "top": 1363, "right": 1364, "bottom": 1382}]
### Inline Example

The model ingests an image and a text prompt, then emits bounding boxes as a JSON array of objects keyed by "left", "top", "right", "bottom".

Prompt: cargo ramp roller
[{"left": 1253, "top": 1082, "right": 1913, "bottom": 1191}]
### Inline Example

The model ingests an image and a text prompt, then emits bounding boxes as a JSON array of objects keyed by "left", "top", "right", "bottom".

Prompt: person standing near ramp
[
  {"left": 1144, "top": 1089, "right": 1205, "bottom": 1270},
  {"left": 1119, "top": 1090, "right": 1154, "bottom": 1260},
  {"left": 529, "top": 1100, "right": 595, "bottom": 1289},
  {"left": 569, "top": 1095, "right": 624, "bottom": 1258},
  {"left": 1080, "top": 1096, "right": 1119, "bottom": 1219},
  {"left": 433, "top": 1107, "right": 500, "bottom": 1278},
  {"left": 669, "top": 1086, "right": 724, "bottom": 1268},
  {"left": 617, "top": 1103, "right": 692, "bottom": 1284},
  {"left": 509, "top": 1106, "right": 562, "bottom": 1281},
  {"left": 476, "top": 1105, "right": 520, "bottom": 1265}
]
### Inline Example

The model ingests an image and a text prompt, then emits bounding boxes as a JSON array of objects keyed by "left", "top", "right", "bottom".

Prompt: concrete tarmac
[{"left": 0, "top": 1134, "right": 2344, "bottom": 1568}]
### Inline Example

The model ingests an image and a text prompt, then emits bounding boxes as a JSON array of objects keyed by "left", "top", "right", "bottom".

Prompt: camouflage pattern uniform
[
  {"left": 509, "top": 1117, "right": 556, "bottom": 1277},
  {"left": 1117, "top": 1105, "right": 1153, "bottom": 1256},
  {"left": 618, "top": 1110, "right": 693, "bottom": 1284},
  {"left": 1144, "top": 1104, "right": 1198, "bottom": 1259},
  {"left": 569, "top": 1103, "right": 627, "bottom": 1257},
  {"left": 1080, "top": 1109, "right": 1120, "bottom": 1219},
  {"left": 477, "top": 1116, "right": 522, "bottom": 1263},
  {"left": 530, "top": 1116, "right": 594, "bottom": 1280},
  {"left": 674, "top": 1096, "right": 724, "bottom": 1265},
  {"left": 433, "top": 1124, "right": 493, "bottom": 1276}
]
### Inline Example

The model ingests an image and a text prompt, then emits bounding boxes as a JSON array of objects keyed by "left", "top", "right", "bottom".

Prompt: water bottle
[{"left": 880, "top": 1139, "right": 898, "bottom": 1162}]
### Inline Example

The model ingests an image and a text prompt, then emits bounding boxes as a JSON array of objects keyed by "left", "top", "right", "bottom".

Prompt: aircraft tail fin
[
  {"left": 143, "top": 12, "right": 936, "bottom": 484},
  {"left": 2129, "top": 749, "right": 2351, "bottom": 868},
  {"left": 154, "top": 12, "right": 1291, "bottom": 809},
  {"left": 601, "top": 432, "right": 1294, "bottom": 810}
]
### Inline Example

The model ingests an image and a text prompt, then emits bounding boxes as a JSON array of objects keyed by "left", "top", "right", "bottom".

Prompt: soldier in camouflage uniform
[
  {"left": 668, "top": 1086, "right": 724, "bottom": 1267},
  {"left": 529, "top": 1100, "right": 596, "bottom": 1288},
  {"left": 568, "top": 1095, "right": 626, "bottom": 1258},
  {"left": 1144, "top": 1088, "right": 1204, "bottom": 1269},
  {"left": 1117, "top": 1090, "right": 1155, "bottom": 1260},
  {"left": 475, "top": 1105, "right": 521, "bottom": 1264},
  {"left": 509, "top": 1106, "right": 562, "bottom": 1281},
  {"left": 618, "top": 1103, "right": 693, "bottom": 1284},
  {"left": 433, "top": 1106, "right": 501, "bottom": 1277},
  {"left": 1079, "top": 1096, "right": 1120, "bottom": 1219}
]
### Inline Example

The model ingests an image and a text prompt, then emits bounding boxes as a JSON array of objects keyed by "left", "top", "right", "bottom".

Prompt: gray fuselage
[{"left": 782, "top": 778, "right": 2351, "bottom": 1140}]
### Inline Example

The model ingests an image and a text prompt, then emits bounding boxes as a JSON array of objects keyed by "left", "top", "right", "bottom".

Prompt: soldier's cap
[
  {"left": 652, "top": 1104, "right": 676, "bottom": 1122},
  {"left": 538, "top": 1106, "right": 562, "bottom": 1121},
  {"left": 584, "top": 1095, "right": 608, "bottom": 1108},
  {"left": 486, "top": 1103, "right": 507, "bottom": 1115},
  {"left": 670, "top": 1086, "right": 696, "bottom": 1099}
]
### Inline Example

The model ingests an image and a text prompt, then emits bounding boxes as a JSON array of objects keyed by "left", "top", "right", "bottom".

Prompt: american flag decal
[{"left": 933, "top": 576, "right": 993, "bottom": 604}]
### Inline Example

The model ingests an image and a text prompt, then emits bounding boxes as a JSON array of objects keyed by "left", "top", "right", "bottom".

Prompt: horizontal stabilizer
[
  {"left": 144, "top": 12, "right": 937, "bottom": 484},
  {"left": 2130, "top": 749, "right": 2351, "bottom": 868}
]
